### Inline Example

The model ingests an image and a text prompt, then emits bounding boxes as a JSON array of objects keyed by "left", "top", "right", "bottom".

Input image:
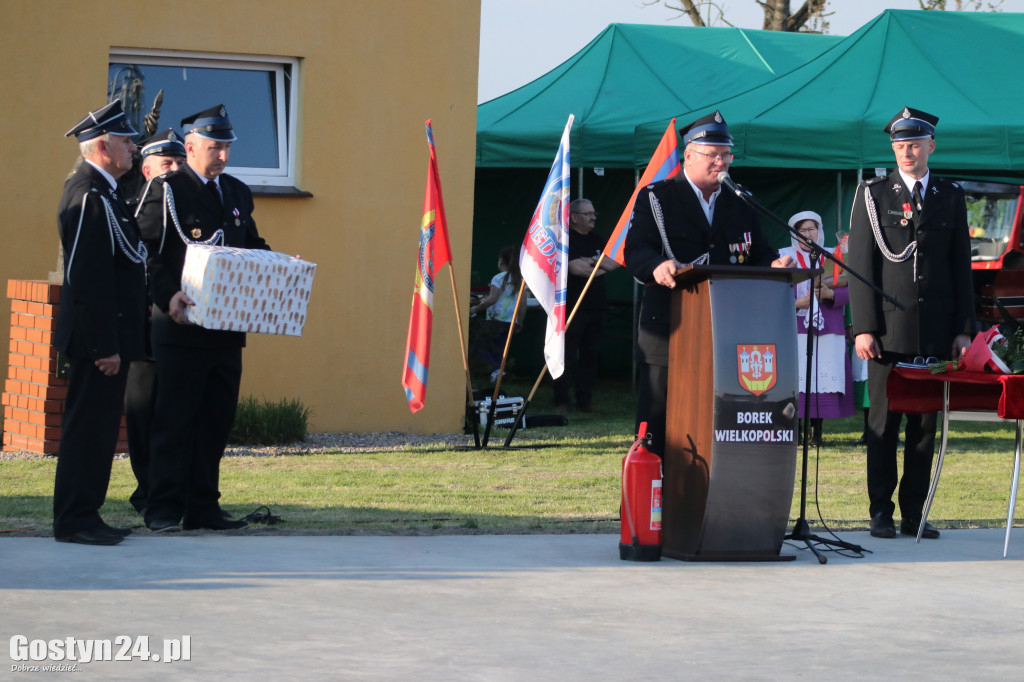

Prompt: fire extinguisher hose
[{"left": 622, "top": 439, "right": 640, "bottom": 546}]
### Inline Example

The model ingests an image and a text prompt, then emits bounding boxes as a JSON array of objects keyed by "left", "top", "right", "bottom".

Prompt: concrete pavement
[{"left": 2, "top": 530, "right": 1024, "bottom": 680}]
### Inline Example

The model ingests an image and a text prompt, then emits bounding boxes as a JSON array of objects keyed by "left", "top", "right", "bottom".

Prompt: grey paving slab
[{"left": 1, "top": 530, "right": 1023, "bottom": 680}]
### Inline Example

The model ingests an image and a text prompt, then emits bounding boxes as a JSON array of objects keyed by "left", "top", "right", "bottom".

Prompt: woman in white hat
[{"left": 778, "top": 211, "right": 855, "bottom": 445}]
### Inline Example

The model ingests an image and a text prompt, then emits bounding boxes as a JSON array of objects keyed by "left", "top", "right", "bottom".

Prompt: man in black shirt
[{"left": 553, "top": 199, "right": 619, "bottom": 413}]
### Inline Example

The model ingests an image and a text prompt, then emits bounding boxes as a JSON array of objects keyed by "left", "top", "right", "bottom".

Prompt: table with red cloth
[{"left": 888, "top": 366, "right": 1024, "bottom": 557}]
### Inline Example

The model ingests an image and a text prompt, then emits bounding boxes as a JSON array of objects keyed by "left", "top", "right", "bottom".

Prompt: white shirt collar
[
  {"left": 898, "top": 169, "right": 930, "bottom": 194},
  {"left": 683, "top": 168, "right": 720, "bottom": 223},
  {"left": 84, "top": 159, "right": 117, "bottom": 192}
]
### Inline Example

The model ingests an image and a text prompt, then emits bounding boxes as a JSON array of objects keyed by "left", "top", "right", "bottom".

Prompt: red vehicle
[{"left": 966, "top": 180, "right": 1024, "bottom": 325}]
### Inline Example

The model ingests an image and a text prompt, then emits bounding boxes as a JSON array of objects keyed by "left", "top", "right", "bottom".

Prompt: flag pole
[
  {"left": 447, "top": 267, "right": 481, "bottom": 448},
  {"left": 502, "top": 256, "right": 605, "bottom": 447},
  {"left": 482, "top": 280, "right": 528, "bottom": 447}
]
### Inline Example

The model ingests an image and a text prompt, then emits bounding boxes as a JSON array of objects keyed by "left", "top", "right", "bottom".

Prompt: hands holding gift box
[{"left": 168, "top": 291, "right": 195, "bottom": 326}]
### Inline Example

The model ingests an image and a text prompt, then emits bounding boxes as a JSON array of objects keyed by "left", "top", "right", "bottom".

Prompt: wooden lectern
[{"left": 663, "top": 265, "right": 812, "bottom": 561}]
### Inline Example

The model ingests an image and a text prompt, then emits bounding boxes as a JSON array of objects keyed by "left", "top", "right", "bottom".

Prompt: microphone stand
[
  {"left": 719, "top": 173, "right": 902, "bottom": 311},
  {"left": 719, "top": 172, "right": 882, "bottom": 563}
]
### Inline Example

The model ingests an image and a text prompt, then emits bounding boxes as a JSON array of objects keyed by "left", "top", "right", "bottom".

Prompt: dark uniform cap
[
  {"left": 140, "top": 128, "right": 186, "bottom": 158},
  {"left": 886, "top": 107, "right": 939, "bottom": 141},
  {"left": 180, "top": 104, "right": 237, "bottom": 142},
  {"left": 65, "top": 100, "right": 138, "bottom": 141},
  {"left": 680, "top": 110, "right": 733, "bottom": 147}
]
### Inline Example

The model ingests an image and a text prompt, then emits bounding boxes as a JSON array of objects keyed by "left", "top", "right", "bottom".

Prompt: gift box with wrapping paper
[{"left": 181, "top": 244, "right": 316, "bottom": 336}]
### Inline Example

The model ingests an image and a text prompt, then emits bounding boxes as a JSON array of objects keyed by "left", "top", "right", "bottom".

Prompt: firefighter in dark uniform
[
  {"left": 135, "top": 105, "right": 269, "bottom": 533},
  {"left": 848, "top": 107, "right": 975, "bottom": 540},
  {"left": 54, "top": 101, "right": 148, "bottom": 545},
  {"left": 125, "top": 129, "right": 187, "bottom": 515},
  {"left": 623, "top": 111, "right": 789, "bottom": 457}
]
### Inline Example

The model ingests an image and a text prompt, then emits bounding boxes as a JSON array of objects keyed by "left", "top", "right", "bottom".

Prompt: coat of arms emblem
[{"left": 736, "top": 344, "right": 776, "bottom": 396}]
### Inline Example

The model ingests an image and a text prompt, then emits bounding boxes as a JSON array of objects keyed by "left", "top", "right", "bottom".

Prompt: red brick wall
[{"left": 2, "top": 280, "right": 128, "bottom": 455}]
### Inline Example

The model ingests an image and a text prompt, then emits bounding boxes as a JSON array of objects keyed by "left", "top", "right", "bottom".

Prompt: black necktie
[
  {"left": 205, "top": 180, "right": 222, "bottom": 206},
  {"left": 912, "top": 181, "right": 924, "bottom": 212}
]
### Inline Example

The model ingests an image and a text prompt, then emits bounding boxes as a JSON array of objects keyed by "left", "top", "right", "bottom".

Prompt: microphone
[{"left": 717, "top": 171, "right": 749, "bottom": 198}]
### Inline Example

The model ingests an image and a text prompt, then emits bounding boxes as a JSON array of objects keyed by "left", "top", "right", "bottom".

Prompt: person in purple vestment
[{"left": 778, "top": 211, "right": 855, "bottom": 445}]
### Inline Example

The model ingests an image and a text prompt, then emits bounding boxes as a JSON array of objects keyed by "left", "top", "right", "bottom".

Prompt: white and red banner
[{"left": 520, "top": 114, "right": 573, "bottom": 379}]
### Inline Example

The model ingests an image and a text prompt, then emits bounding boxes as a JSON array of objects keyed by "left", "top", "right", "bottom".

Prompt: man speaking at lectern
[{"left": 624, "top": 111, "right": 791, "bottom": 457}]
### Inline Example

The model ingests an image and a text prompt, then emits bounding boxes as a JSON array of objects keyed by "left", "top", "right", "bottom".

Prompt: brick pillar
[{"left": 2, "top": 280, "right": 128, "bottom": 455}]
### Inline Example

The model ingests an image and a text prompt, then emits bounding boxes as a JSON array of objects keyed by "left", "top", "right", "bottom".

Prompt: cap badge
[
  {"left": 714, "top": 111, "right": 723, "bottom": 123},
  {"left": 902, "top": 107, "right": 912, "bottom": 119},
  {"left": 219, "top": 105, "right": 227, "bottom": 117}
]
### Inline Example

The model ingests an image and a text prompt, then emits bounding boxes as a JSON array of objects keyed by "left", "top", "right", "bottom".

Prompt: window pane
[{"left": 109, "top": 62, "right": 280, "bottom": 170}]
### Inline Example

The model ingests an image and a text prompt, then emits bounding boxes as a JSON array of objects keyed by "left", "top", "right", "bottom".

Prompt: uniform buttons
[{"left": 918, "top": 297, "right": 925, "bottom": 303}]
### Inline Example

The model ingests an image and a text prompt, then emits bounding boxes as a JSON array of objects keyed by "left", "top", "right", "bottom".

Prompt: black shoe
[
  {"left": 146, "top": 518, "right": 182, "bottom": 533},
  {"left": 855, "top": 435, "right": 867, "bottom": 446},
  {"left": 901, "top": 519, "right": 941, "bottom": 539},
  {"left": 55, "top": 527, "right": 124, "bottom": 546},
  {"left": 870, "top": 512, "right": 896, "bottom": 538},
  {"left": 182, "top": 516, "right": 248, "bottom": 531},
  {"left": 100, "top": 522, "right": 132, "bottom": 537}
]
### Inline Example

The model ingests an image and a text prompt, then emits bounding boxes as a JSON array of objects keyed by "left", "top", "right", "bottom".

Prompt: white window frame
[{"left": 109, "top": 48, "right": 300, "bottom": 189}]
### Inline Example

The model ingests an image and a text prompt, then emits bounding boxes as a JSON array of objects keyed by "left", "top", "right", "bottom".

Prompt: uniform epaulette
[
  {"left": 864, "top": 176, "right": 885, "bottom": 186},
  {"left": 646, "top": 176, "right": 676, "bottom": 191}
]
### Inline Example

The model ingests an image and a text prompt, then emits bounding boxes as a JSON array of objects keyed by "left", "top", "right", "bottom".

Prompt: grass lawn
[{"left": 2, "top": 378, "right": 1023, "bottom": 536}]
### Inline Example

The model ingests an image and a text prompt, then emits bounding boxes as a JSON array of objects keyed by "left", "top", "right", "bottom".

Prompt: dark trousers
[
  {"left": 635, "top": 361, "right": 669, "bottom": 458},
  {"left": 145, "top": 343, "right": 242, "bottom": 524},
  {"left": 125, "top": 359, "right": 157, "bottom": 513},
  {"left": 472, "top": 319, "right": 512, "bottom": 373},
  {"left": 53, "top": 357, "right": 129, "bottom": 536},
  {"left": 866, "top": 358, "right": 937, "bottom": 520},
  {"left": 553, "top": 308, "right": 604, "bottom": 408}
]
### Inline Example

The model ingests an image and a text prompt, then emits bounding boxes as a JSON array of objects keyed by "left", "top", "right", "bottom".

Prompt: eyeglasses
[
  {"left": 572, "top": 211, "right": 598, "bottom": 217},
  {"left": 913, "top": 356, "right": 939, "bottom": 366},
  {"left": 691, "top": 149, "right": 734, "bottom": 163}
]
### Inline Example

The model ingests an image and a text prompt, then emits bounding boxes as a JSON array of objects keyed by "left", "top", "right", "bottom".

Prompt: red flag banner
[
  {"left": 402, "top": 120, "right": 453, "bottom": 412},
  {"left": 603, "top": 118, "right": 680, "bottom": 265}
]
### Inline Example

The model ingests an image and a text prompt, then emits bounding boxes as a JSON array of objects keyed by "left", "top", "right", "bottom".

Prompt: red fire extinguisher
[{"left": 620, "top": 421, "right": 662, "bottom": 561}]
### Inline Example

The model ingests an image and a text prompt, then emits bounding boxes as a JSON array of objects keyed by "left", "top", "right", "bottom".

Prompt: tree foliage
[
  {"left": 646, "top": 0, "right": 832, "bottom": 33},
  {"left": 648, "top": 0, "right": 1003, "bottom": 33},
  {"left": 917, "top": 0, "right": 1003, "bottom": 9}
]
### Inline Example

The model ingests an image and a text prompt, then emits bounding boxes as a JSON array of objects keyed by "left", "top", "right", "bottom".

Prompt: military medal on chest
[
  {"left": 233, "top": 208, "right": 241, "bottom": 226},
  {"left": 901, "top": 201, "right": 912, "bottom": 226},
  {"left": 734, "top": 232, "right": 753, "bottom": 263},
  {"left": 192, "top": 228, "right": 203, "bottom": 239}
]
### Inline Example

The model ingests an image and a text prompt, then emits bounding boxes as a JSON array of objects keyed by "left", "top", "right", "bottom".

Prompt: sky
[{"left": 478, "top": 0, "right": 936, "bottom": 103}]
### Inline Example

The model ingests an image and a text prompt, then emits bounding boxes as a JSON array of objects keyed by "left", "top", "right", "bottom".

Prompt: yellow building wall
[{"left": 0, "top": 0, "right": 480, "bottom": 433}]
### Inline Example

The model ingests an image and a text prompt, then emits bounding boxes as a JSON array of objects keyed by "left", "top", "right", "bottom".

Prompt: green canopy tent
[
  {"left": 477, "top": 23, "right": 843, "bottom": 168},
  {"left": 631, "top": 10, "right": 1024, "bottom": 244}
]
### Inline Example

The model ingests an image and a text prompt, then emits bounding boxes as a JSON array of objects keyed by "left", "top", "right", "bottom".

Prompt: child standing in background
[{"left": 470, "top": 246, "right": 526, "bottom": 382}]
